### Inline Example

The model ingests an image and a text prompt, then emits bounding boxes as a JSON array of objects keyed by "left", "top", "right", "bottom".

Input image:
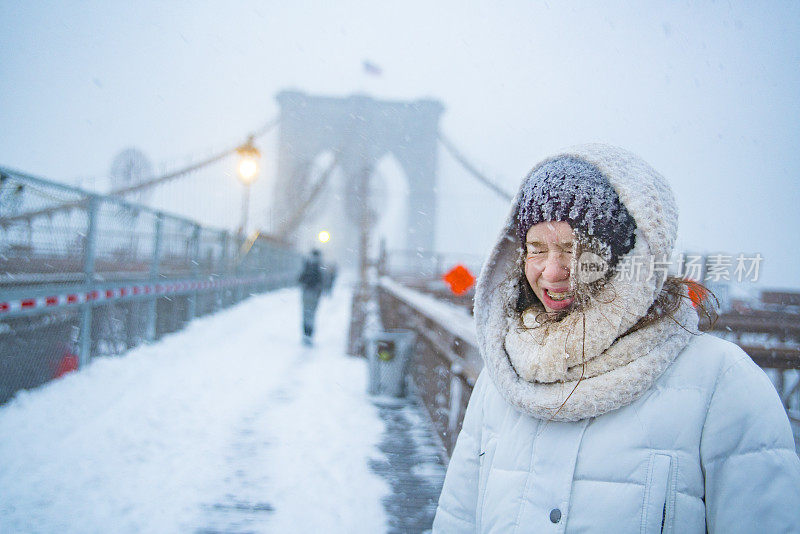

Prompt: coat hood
[{"left": 474, "top": 144, "right": 699, "bottom": 421}]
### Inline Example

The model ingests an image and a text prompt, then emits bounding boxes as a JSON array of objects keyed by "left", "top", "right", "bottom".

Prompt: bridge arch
[{"left": 272, "top": 90, "right": 444, "bottom": 257}]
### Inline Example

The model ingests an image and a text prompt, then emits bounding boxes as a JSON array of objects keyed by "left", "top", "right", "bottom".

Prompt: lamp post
[{"left": 236, "top": 135, "right": 260, "bottom": 235}]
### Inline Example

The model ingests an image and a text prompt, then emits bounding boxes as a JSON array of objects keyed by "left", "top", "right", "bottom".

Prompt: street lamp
[{"left": 236, "top": 135, "right": 260, "bottom": 235}]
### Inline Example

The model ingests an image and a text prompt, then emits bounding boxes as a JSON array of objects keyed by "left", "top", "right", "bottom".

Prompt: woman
[{"left": 433, "top": 145, "right": 800, "bottom": 532}]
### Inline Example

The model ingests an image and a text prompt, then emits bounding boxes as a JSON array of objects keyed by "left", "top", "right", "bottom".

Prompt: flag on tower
[{"left": 362, "top": 60, "right": 383, "bottom": 76}]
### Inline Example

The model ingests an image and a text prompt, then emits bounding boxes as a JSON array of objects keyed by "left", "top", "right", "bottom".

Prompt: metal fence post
[
  {"left": 447, "top": 362, "right": 464, "bottom": 447},
  {"left": 146, "top": 213, "right": 163, "bottom": 341},
  {"left": 78, "top": 195, "right": 99, "bottom": 368},
  {"left": 234, "top": 233, "right": 242, "bottom": 303},
  {"left": 238, "top": 233, "right": 248, "bottom": 302},
  {"left": 187, "top": 223, "right": 200, "bottom": 321},
  {"left": 218, "top": 230, "right": 228, "bottom": 310},
  {"left": 258, "top": 241, "right": 268, "bottom": 293}
]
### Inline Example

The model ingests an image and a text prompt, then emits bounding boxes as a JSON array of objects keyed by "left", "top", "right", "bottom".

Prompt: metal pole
[
  {"left": 448, "top": 362, "right": 464, "bottom": 448},
  {"left": 238, "top": 185, "right": 250, "bottom": 303},
  {"left": 241, "top": 183, "right": 250, "bottom": 236},
  {"left": 234, "top": 230, "right": 243, "bottom": 303},
  {"left": 187, "top": 223, "right": 200, "bottom": 321},
  {"left": 378, "top": 239, "right": 387, "bottom": 277},
  {"left": 218, "top": 230, "right": 228, "bottom": 310},
  {"left": 347, "top": 164, "right": 374, "bottom": 356},
  {"left": 78, "top": 195, "right": 99, "bottom": 368},
  {"left": 146, "top": 213, "right": 163, "bottom": 341},
  {"left": 776, "top": 370, "right": 787, "bottom": 409}
]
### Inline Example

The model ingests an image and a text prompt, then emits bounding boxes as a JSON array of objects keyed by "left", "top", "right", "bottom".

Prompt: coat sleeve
[
  {"left": 700, "top": 350, "right": 800, "bottom": 533},
  {"left": 433, "top": 370, "right": 490, "bottom": 533}
]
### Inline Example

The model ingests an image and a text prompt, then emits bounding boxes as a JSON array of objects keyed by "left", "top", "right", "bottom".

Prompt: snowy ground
[{"left": 0, "top": 285, "right": 392, "bottom": 533}]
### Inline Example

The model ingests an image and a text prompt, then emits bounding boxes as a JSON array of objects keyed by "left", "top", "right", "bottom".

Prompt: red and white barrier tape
[{"left": 0, "top": 276, "right": 265, "bottom": 315}]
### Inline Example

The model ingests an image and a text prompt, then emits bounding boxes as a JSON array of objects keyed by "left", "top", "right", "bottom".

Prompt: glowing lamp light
[
  {"left": 236, "top": 136, "right": 261, "bottom": 185},
  {"left": 237, "top": 158, "right": 259, "bottom": 183},
  {"left": 318, "top": 230, "right": 331, "bottom": 243},
  {"left": 235, "top": 135, "right": 261, "bottom": 235}
]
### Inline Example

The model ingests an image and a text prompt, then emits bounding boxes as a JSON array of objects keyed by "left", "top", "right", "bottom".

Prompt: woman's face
[{"left": 524, "top": 221, "right": 575, "bottom": 312}]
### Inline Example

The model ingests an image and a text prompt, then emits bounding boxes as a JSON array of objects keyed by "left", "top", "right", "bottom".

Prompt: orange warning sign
[{"left": 442, "top": 264, "right": 476, "bottom": 296}]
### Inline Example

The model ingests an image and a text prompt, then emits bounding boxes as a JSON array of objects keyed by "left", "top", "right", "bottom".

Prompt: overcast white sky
[{"left": 1, "top": 1, "right": 799, "bottom": 288}]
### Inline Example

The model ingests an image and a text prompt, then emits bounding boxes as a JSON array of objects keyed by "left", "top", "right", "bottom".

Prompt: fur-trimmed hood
[{"left": 475, "top": 144, "right": 699, "bottom": 421}]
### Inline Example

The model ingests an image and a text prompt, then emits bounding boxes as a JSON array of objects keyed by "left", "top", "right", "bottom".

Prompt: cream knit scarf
[{"left": 502, "top": 286, "right": 699, "bottom": 421}]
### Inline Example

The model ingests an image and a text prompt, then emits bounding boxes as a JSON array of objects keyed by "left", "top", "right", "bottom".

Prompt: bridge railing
[
  {"left": 382, "top": 248, "right": 483, "bottom": 284},
  {"left": 0, "top": 167, "right": 302, "bottom": 404},
  {"left": 378, "top": 276, "right": 800, "bottom": 456},
  {"left": 377, "top": 277, "right": 480, "bottom": 455}
]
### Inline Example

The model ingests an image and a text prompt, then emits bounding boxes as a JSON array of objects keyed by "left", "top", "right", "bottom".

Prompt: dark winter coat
[{"left": 298, "top": 257, "right": 323, "bottom": 294}]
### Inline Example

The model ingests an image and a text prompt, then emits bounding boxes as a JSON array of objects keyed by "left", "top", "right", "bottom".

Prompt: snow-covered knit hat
[{"left": 515, "top": 156, "right": 637, "bottom": 265}]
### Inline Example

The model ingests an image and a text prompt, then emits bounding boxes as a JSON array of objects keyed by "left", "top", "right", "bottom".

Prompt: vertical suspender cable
[{"left": 437, "top": 132, "right": 513, "bottom": 202}]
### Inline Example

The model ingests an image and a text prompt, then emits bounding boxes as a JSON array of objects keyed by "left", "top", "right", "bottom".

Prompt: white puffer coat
[{"left": 433, "top": 145, "right": 800, "bottom": 533}]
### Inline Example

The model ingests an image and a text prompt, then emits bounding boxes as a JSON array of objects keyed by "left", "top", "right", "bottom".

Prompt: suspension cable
[
  {"left": 437, "top": 132, "right": 513, "bottom": 202},
  {"left": 275, "top": 152, "right": 341, "bottom": 238},
  {"left": 110, "top": 148, "right": 232, "bottom": 196},
  {"left": 1, "top": 119, "right": 281, "bottom": 224},
  {"left": 112, "top": 117, "right": 280, "bottom": 196},
  {"left": 251, "top": 117, "right": 280, "bottom": 139}
]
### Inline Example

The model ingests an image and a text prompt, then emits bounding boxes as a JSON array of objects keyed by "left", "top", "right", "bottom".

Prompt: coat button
[{"left": 549, "top": 508, "right": 562, "bottom": 523}]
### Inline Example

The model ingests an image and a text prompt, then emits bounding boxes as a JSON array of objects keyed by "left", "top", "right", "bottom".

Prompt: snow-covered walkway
[{"left": 0, "top": 284, "right": 443, "bottom": 533}]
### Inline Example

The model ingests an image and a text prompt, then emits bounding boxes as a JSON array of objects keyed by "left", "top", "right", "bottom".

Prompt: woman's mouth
[{"left": 542, "top": 288, "right": 574, "bottom": 310}]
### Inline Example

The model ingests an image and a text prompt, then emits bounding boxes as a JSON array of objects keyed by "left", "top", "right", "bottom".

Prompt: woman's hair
[{"left": 632, "top": 276, "right": 718, "bottom": 333}]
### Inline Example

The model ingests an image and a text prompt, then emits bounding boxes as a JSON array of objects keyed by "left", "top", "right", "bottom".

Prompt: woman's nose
[{"left": 541, "top": 253, "right": 570, "bottom": 282}]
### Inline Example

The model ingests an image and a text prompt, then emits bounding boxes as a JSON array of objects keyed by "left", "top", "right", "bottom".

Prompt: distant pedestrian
[{"left": 298, "top": 249, "right": 324, "bottom": 345}]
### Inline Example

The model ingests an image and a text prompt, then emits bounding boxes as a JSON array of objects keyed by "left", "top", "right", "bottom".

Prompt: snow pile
[{"left": 0, "top": 285, "right": 389, "bottom": 533}]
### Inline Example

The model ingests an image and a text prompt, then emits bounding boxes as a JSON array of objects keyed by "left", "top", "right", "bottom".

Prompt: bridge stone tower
[{"left": 273, "top": 90, "right": 444, "bottom": 257}]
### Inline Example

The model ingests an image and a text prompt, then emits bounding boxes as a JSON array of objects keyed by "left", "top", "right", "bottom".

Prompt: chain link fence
[{"left": 0, "top": 167, "right": 302, "bottom": 404}]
